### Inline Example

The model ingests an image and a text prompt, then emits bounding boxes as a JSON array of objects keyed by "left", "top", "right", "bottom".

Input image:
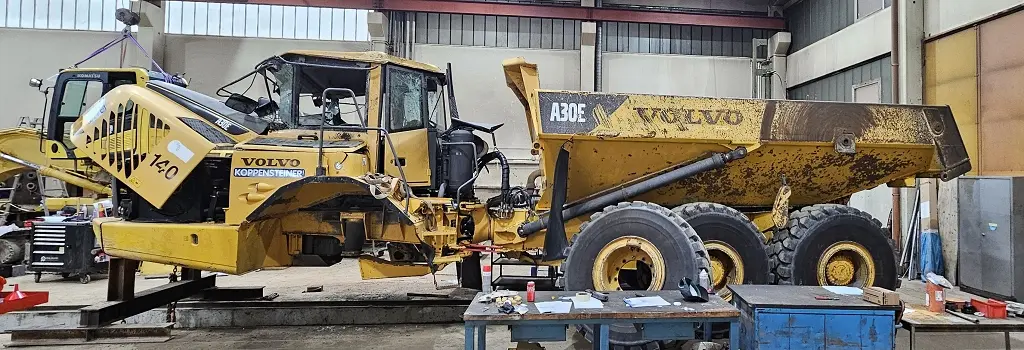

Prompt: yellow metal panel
[
  {"left": 94, "top": 219, "right": 265, "bottom": 274},
  {"left": 384, "top": 128, "right": 432, "bottom": 186},
  {"left": 70, "top": 85, "right": 216, "bottom": 208},
  {"left": 924, "top": 28, "right": 979, "bottom": 175},
  {"left": 357, "top": 256, "right": 433, "bottom": 279}
]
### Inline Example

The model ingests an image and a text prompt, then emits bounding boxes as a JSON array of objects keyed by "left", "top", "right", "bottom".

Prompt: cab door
[{"left": 382, "top": 66, "right": 434, "bottom": 187}]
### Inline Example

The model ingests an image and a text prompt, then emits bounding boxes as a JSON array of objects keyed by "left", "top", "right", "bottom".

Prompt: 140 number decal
[{"left": 148, "top": 153, "right": 180, "bottom": 180}]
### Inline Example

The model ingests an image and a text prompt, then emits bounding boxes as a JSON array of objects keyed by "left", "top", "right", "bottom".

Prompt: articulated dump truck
[{"left": 69, "top": 51, "right": 967, "bottom": 347}]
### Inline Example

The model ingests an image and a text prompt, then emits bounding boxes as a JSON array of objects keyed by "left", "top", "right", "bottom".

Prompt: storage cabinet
[
  {"left": 730, "top": 285, "right": 898, "bottom": 350},
  {"left": 958, "top": 176, "right": 1024, "bottom": 301}
]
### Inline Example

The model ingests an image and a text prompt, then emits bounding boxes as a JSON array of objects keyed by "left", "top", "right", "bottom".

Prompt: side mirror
[
  {"left": 253, "top": 97, "right": 279, "bottom": 118},
  {"left": 28, "top": 78, "right": 42, "bottom": 89},
  {"left": 224, "top": 93, "right": 259, "bottom": 114}
]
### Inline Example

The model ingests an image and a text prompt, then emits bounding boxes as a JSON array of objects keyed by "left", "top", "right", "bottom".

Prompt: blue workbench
[
  {"left": 462, "top": 290, "right": 741, "bottom": 350},
  {"left": 729, "top": 285, "right": 902, "bottom": 350}
]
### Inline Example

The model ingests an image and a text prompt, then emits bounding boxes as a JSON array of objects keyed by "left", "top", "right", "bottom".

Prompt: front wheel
[{"left": 562, "top": 201, "right": 709, "bottom": 350}]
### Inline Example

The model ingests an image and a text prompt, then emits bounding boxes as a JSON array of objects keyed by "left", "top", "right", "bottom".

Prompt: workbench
[
  {"left": 901, "top": 305, "right": 1024, "bottom": 350},
  {"left": 462, "top": 291, "right": 740, "bottom": 350},
  {"left": 729, "top": 285, "right": 902, "bottom": 349}
]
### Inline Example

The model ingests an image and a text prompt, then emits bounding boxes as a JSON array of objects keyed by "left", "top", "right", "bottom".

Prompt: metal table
[
  {"left": 901, "top": 305, "right": 1024, "bottom": 350},
  {"left": 463, "top": 291, "right": 740, "bottom": 350}
]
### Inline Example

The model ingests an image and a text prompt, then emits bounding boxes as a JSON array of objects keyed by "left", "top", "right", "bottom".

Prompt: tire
[
  {"left": 34, "top": 272, "right": 41, "bottom": 283},
  {"left": 0, "top": 239, "right": 23, "bottom": 264},
  {"left": 342, "top": 221, "right": 366, "bottom": 256},
  {"left": 563, "top": 201, "right": 709, "bottom": 350},
  {"left": 672, "top": 202, "right": 769, "bottom": 297},
  {"left": 768, "top": 204, "right": 898, "bottom": 289},
  {"left": 79, "top": 274, "right": 91, "bottom": 284},
  {"left": 459, "top": 252, "right": 483, "bottom": 290}
]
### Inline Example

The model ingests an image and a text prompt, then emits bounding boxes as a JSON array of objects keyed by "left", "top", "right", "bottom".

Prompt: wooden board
[
  {"left": 728, "top": 285, "right": 900, "bottom": 311},
  {"left": 463, "top": 291, "right": 738, "bottom": 322}
]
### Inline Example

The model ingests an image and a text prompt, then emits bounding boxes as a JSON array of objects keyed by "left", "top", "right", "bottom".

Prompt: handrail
[{"left": 320, "top": 87, "right": 412, "bottom": 211}]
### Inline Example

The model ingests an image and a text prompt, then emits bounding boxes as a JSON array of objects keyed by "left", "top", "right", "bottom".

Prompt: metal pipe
[
  {"left": 891, "top": 0, "right": 902, "bottom": 250},
  {"left": 518, "top": 147, "right": 748, "bottom": 236},
  {"left": 0, "top": 153, "right": 111, "bottom": 195},
  {"left": 594, "top": 0, "right": 603, "bottom": 92}
]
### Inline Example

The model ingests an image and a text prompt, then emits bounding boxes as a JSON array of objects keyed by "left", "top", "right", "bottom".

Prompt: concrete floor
[
  {"left": 0, "top": 324, "right": 1021, "bottom": 350},
  {"left": 6, "top": 262, "right": 1024, "bottom": 349},
  {"left": 10, "top": 259, "right": 464, "bottom": 305}
]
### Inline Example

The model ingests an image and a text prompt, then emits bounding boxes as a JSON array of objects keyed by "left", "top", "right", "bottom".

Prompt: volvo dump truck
[{"left": 69, "top": 51, "right": 968, "bottom": 349}]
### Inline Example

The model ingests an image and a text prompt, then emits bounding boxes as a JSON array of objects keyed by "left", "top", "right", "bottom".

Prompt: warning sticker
[{"left": 233, "top": 168, "right": 305, "bottom": 178}]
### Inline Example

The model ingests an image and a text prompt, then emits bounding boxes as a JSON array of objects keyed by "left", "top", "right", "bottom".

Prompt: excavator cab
[{"left": 33, "top": 68, "right": 187, "bottom": 162}]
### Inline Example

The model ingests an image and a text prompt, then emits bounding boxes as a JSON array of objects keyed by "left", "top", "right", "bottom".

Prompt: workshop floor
[
  {"left": 0, "top": 323, "right": 1020, "bottom": 349},
  {"left": 7, "top": 259, "right": 465, "bottom": 305}
]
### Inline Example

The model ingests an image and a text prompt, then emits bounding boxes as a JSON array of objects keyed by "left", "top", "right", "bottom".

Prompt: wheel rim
[
  {"left": 705, "top": 241, "right": 744, "bottom": 300},
  {"left": 592, "top": 236, "right": 666, "bottom": 291},
  {"left": 816, "top": 241, "right": 875, "bottom": 287}
]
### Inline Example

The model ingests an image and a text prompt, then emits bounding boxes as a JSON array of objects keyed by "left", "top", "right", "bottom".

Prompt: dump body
[{"left": 504, "top": 59, "right": 971, "bottom": 211}]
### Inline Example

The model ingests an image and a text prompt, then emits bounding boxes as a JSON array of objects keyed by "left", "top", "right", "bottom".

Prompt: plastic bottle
[
  {"left": 526, "top": 281, "right": 536, "bottom": 302},
  {"left": 481, "top": 265, "right": 492, "bottom": 293},
  {"left": 698, "top": 269, "right": 711, "bottom": 292}
]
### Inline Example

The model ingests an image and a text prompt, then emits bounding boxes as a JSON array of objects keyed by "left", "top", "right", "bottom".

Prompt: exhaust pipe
[{"left": 525, "top": 147, "right": 748, "bottom": 261}]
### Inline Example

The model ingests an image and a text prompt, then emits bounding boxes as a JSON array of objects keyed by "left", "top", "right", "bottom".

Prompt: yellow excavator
[
  {"left": 0, "top": 66, "right": 192, "bottom": 266},
  {"left": 64, "top": 51, "right": 968, "bottom": 348}
]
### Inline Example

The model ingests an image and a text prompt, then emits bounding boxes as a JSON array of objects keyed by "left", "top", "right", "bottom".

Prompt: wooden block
[{"left": 863, "top": 287, "right": 900, "bottom": 306}]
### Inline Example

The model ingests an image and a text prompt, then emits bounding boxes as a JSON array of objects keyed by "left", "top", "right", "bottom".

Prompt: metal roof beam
[{"left": 192, "top": 0, "right": 784, "bottom": 29}]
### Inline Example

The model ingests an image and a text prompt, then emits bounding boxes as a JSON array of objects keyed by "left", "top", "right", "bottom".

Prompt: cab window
[
  {"left": 56, "top": 80, "right": 104, "bottom": 148},
  {"left": 387, "top": 67, "right": 425, "bottom": 132}
]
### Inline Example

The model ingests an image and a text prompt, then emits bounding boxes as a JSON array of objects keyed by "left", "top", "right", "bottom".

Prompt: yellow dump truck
[{"left": 65, "top": 51, "right": 967, "bottom": 348}]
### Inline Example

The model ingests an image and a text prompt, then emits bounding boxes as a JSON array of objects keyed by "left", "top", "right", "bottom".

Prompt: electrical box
[{"left": 958, "top": 176, "right": 1024, "bottom": 301}]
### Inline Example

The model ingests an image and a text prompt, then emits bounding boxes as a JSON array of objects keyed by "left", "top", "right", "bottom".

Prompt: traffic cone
[{"left": 5, "top": 284, "right": 26, "bottom": 302}]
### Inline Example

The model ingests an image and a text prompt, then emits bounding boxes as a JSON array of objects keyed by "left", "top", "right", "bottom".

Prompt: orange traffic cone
[{"left": 5, "top": 284, "right": 26, "bottom": 302}]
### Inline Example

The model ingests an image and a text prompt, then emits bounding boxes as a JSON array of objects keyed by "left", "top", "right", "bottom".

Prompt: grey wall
[
  {"left": 603, "top": 53, "right": 752, "bottom": 97},
  {"left": 163, "top": 35, "right": 370, "bottom": 97},
  {"left": 603, "top": 22, "right": 775, "bottom": 56},
  {"left": 785, "top": 0, "right": 892, "bottom": 52},
  {"left": 788, "top": 55, "right": 892, "bottom": 103},
  {"left": 0, "top": 28, "right": 128, "bottom": 127}
]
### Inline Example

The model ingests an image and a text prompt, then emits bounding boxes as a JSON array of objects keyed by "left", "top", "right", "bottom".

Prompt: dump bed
[{"left": 504, "top": 58, "right": 971, "bottom": 210}]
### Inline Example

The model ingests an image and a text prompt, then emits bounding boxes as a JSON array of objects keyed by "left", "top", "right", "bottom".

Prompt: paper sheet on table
[
  {"left": 623, "top": 296, "right": 671, "bottom": 308},
  {"left": 534, "top": 301, "right": 572, "bottom": 314},
  {"left": 822, "top": 286, "right": 862, "bottom": 295},
  {"left": 572, "top": 298, "right": 604, "bottom": 309}
]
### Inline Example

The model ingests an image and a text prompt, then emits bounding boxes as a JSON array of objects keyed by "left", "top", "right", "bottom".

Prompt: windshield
[
  {"left": 149, "top": 80, "right": 270, "bottom": 133},
  {"left": 273, "top": 61, "right": 369, "bottom": 129}
]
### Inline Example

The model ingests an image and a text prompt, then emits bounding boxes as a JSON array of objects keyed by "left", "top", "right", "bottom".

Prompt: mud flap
[{"left": 541, "top": 144, "right": 571, "bottom": 261}]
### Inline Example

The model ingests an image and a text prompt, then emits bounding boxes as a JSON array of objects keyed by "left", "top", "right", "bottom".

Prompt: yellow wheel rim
[
  {"left": 705, "top": 241, "right": 744, "bottom": 300},
  {"left": 592, "top": 236, "right": 666, "bottom": 291},
  {"left": 816, "top": 241, "right": 875, "bottom": 287}
]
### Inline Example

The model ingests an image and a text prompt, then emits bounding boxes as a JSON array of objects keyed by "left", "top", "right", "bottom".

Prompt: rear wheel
[
  {"left": 0, "top": 239, "right": 24, "bottom": 265},
  {"left": 563, "top": 201, "right": 709, "bottom": 350},
  {"left": 768, "top": 204, "right": 897, "bottom": 289},
  {"left": 672, "top": 202, "right": 769, "bottom": 300}
]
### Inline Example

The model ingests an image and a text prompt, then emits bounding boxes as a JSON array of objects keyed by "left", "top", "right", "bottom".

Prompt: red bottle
[{"left": 526, "top": 281, "right": 536, "bottom": 302}]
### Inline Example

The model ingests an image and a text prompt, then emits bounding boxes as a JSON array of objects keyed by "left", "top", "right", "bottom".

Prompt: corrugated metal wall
[
  {"left": 785, "top": 0, "right": 892, "bottom": 52},
  {"left": 787, "top": 55, "right": 892, "bottom": 103},
  {"left": 602, "top": 22, "right": 775, "bottom": 56},
  {"left": 413, "top": 12, "right": 580, "bottom": 50}
]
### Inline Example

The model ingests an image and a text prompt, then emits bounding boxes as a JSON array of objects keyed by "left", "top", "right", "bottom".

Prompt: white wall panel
[
  {"left": 602, "top": 53, "right": 752, "bottom": 98},
  {"left": 786, "top": 7, "right": 891, "bottom": 88}
]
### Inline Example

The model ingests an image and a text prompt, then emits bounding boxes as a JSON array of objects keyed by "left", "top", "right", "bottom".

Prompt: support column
[
  {"left": 581, "top": 22, "right": 596, "bottom": 92},
  {"left": 580, "top": 0, "right": 597, "bottom": 91},
  {"left": 768, "top": 32, "right": 791, "bottom": 99},
  {"left": 127, "top": 0, "right": 165, "bottom": 71},
  {"left": 368, "top": 11, "right": 388, "bottom": 53}
]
